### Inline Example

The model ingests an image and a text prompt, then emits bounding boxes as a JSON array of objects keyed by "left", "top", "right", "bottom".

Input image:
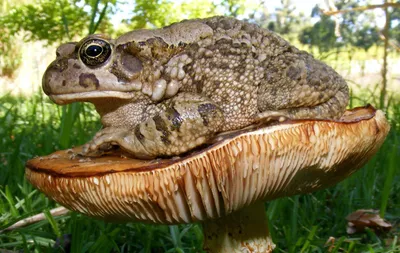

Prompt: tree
[
  {"left": 320, "top": 0, "right": 400, "bottom": 109},
  {"left": 0, "top": 0, "right": 90, "bottom": 43},
  {"left": 299, "top": 14, "right": 338, "bottom": 54},
  {"left": 334, "top": 0, "right": 380, "bottom": 51},
  {"left": 391, "top": 2, "right": 400, "bottom": 46},
  {"left": 0, "top": 0, "right": 117, "bottom": 78},
  {"left": 268, "top": 0, "right": 300, "bottom": 34},
  {"left": 255, "top": 0, "right": 310, "bottom": 43}
]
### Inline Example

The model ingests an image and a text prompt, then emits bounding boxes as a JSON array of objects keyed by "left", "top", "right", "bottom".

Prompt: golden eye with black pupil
[{"left": 79, "top": 39, "right": 112, "bottom": 67}]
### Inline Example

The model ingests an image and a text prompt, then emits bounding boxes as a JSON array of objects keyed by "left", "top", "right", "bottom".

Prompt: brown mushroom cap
[{"left": 26, "top": 106, "right": 390, "bottom": 224}]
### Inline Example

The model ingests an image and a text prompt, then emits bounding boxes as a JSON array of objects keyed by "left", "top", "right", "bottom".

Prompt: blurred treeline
[{"left": 0, "top": 0, "right": 399, "bottom": 106}]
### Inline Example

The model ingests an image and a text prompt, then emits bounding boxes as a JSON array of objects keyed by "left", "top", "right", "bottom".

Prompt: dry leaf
[{"left": 346, "top": 209, "right": 392, "bottom": 234}]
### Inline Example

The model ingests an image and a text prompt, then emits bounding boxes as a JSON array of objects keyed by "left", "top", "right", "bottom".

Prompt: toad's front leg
[{"left": 83, "top": 93, "right": 224, "bottom": 159}]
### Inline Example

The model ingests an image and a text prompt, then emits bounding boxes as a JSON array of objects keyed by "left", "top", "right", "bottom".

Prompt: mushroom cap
[{"left": 26, "top": 106, "right": 390, "bottom": 224}]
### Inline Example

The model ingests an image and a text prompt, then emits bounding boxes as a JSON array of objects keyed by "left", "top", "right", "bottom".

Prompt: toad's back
[{"left": 147, "top": 16, "right": 349, "bottom": 130}]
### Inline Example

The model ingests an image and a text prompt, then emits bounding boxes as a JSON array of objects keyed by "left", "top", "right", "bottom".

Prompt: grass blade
[{"left": 380, "top": 134, "right": 398, "bottom": 217}]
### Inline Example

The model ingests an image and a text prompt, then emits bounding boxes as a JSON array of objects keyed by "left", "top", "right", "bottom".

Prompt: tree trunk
[{"left": 380, "top": 0, "right": 390, "bottom": 109}]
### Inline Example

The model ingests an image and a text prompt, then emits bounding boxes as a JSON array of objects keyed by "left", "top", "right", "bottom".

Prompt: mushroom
[{"left": 26, "top": 106, "right": 390, "bottom": 252}]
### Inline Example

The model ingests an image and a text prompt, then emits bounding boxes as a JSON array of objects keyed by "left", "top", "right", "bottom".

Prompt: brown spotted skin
[
  {"left": 84, "top": 93, "right": 223, "bottom": 158},
  {"left": 79, "top": 73, "right": 99, "bottom": 89},
  {"left": 42, "top": 16, "right": 349, "bottom": 158}
]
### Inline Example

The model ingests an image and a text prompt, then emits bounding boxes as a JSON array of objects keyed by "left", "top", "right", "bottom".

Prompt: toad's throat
[{"left": 49, "top": 91, "right": 136, "bottom": 104}]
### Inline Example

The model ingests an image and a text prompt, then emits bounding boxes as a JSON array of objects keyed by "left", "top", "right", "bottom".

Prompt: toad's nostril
[{"left": 55, "top": 58, "right": 69, "bottom": 73}]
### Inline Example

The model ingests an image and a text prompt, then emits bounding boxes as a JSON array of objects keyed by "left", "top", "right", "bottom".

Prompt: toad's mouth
[{"left": 49, "top": 91, "right": 137, "bottom": 104}]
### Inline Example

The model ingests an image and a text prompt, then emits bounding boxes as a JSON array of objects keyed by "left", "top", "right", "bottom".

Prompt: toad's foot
[
  {"left": 81, "top": 127, "right": 146, "bottom": 156},
  {"left": 83, "top": 93, "right": 224, "bottom": 159}
]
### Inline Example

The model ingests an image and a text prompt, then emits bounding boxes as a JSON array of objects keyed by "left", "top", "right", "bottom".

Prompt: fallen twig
[{"left": 0, "top": 206, "right": 69, "bottom": 233}]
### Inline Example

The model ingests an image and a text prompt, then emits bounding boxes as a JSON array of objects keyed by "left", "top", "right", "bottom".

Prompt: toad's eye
[{"left": 79, "top": 39, "right": 112, "bottom": 67}]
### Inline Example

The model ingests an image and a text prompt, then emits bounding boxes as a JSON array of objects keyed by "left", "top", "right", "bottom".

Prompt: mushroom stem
[{"left": 202, "top": 202, "right": 275, "bottom": 253}]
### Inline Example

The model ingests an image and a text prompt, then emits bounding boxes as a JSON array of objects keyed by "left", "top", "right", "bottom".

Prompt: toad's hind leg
[
  {"left": 256, "top": 88, "right": 349, "bottom": 123},
  {"left": 257, "top": 50, "right": 349, "bottom": 122}
]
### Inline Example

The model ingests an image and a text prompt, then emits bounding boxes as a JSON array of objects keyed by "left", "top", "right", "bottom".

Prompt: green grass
[{"left": 0, "top": 90, "right": 399, "bottom": 253}]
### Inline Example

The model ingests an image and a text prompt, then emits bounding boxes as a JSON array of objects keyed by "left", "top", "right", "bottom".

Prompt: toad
[{"left": 42, "top": 16, "right": 349, "bottom": 159}]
